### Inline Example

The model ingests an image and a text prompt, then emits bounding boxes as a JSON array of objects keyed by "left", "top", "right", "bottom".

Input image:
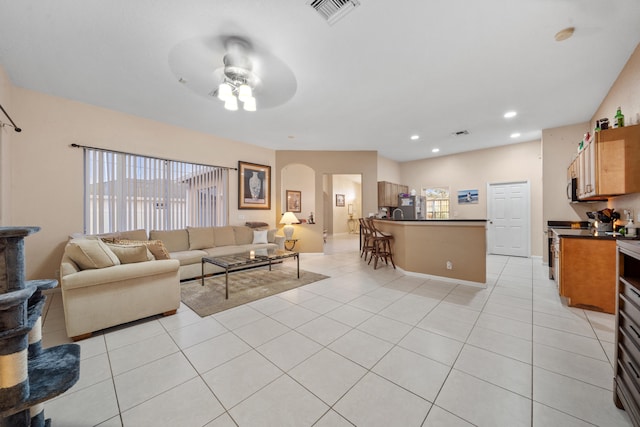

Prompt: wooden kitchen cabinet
[
  {"left": 614, "top": 240, "right": 640, "bottom": 425},
  {"left": 597, "top": 125, "right": 640, "bottom": 196},
  {"left": 377, "top": 181, "right": 408, "bottom": 207},
  {"left": 559, "top": 237, "right": 616, "bottom": 313},
  {"left": 567, "top": 124, "right": 640, "bottom": 200}
]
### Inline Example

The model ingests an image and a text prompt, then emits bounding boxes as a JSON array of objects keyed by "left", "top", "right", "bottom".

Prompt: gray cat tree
[{"left": 0, "top": 227, "right": 80, "bottom": 426}]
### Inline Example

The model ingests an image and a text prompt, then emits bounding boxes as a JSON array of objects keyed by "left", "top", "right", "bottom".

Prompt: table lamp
[{"left": 280, "top": 212, "right": 300, "bottom": 240}]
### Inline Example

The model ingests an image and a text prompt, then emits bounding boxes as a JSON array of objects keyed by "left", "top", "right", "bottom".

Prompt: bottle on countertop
[
  {"left": 615, "top": 107, "right": 625, "bottom": 128},
  {"left": 627, "top": 219, "right": 637, "bottom": 237}
]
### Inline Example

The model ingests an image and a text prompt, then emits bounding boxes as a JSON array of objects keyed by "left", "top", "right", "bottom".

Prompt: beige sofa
[
  {"left": 59, "top": 225, "right": 283, "bottom": 339},
  {"left": 149, "top": 226, "right": 284, "bottom": 280},
  {"left": 60, "top": 236, "right": 181, "bottom": 340}
]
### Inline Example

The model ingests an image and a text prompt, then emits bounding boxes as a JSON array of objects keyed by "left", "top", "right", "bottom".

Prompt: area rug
[{"left": 180, "top": 265, "right": 328, "bottom": 317}]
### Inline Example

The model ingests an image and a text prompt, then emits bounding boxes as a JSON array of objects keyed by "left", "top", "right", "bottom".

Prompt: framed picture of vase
[{"left": 238, "top": 161, "right": 271, "bottom": 210}]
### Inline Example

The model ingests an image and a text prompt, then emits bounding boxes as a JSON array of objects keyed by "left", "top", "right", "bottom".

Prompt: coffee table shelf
[{"left": 201, "top": 249, "right": 299, "bottom": 299}]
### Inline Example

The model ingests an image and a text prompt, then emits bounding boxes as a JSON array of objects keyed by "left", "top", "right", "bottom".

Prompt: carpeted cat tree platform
[{"left": 0, "top": 227, "right": 80, "bottom": 426}]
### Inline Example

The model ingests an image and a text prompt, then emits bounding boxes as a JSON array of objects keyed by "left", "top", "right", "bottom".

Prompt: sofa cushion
[
  {"left": 214, "top": 226, "right": 236, "bottom": 246},
  {"left": 234, "top": 226, "right": 254, "bottom": 245},
  {"left": 252, "top": 230, "right": 268, "bottom": 244},
  {"left": 149, "top": 229, "right": 189, "bottom": 252},
  {"left": 115, "top": 239, "right": 171, "bottom": 260},
  {"left": 118, "top": 229, "right": 148, "bottom": 241},
  {"left": 187, "top": 227, "right": 215, "bottom": 250},
  {"left": 106, "top": 243, "right": 153, "bottom": 264},
  {"left": 65, "top": 238, "right": 121, "bottom": 270},
  {"left": 245, "top": 221, "right": 269, "bottom": 229},
  {"left": 267, "top": 229, "right": 277, "bottom": 243},
  {"left": 170, "top": 250, "right": 209, "bottom": 266}
]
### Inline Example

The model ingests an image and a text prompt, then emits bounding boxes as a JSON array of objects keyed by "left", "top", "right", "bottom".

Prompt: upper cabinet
[
  {"left": 378, "top": 181, "right": 408, "bottom": 207},
  {"left": 597, "top": 125, "right": 640, "bottom": 196},
  {"left": 570, "top": 124, "right": 640, "bottom": 200}
]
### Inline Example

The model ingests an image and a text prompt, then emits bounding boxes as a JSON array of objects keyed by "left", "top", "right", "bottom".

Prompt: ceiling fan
[{"left": 168, "top": 34, "right": 297, "bottom": 110}]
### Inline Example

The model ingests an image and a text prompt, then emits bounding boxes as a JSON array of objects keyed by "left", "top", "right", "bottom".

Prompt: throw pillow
[
  {"left": 65, "top": 238, "right": 120, "bottom": 270},
  {"left": 106, "top": 243, "right": 152, "bottom": 264},
  {"left": 186, "top": 227, "right": 215, "bottom": 250},
  {"left": 252, "top": 230, "right": 268, "bottom": 244},
  {"left": 115, "top": 239, "right": 171, "bottom": 260}
]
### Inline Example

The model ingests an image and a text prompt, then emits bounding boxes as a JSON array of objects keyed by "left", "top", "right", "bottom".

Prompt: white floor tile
[
  {"left": 233, "top": 316, "right": 290, "bottom": 347},
  {"left": 202, "top": 350, "right": 282, "bottom": 409},
  {"left": 454, "top": 345, "right": 532, "bottom": 398},
  {"left": 533, "top": 343, "right": 614, "bottom": 390},
  {"left": 295, "top": 315, "right": 352, "bottom": 346},
  {"left": 269, "top": 304, "right": 319, "bottom": 328},
  {"left": 532, "top": 402, "right": 596, "bottom": 427},
  {"left": 435, "top": 369, "right": 531, "bottom": 427},
  {"left": 334, "top": 372, "right": 431, "bottom": 427},
  {"left": 45, "top": 379, "right": 120, "bottom": 426},
  {"left": 104, "top": 319, "right": 166, "bottom": 350},
  {"left": 121, "top": 377, "right": 224, "bottom": 427},
  {"left": 114, "top": 352, "right": 197, "bottom": 411},
  {"left": 533, "top": 324, "right": 608, "bottom": 361},
  {"left": 168, "top": 316, "right": 229, "bottom": 349},
  {"left": 423, "top": 405, "right": 475, "bottom": 427},
  {"left": 109, "top": 333, "right": 179, "bottom": 375},
  {"left": 313, "top": 410, "right": 354, "bottom": 427},
  {"left": 183, "top": 331, "right": 251, "bottom": 374},
  {"left": 357, "top": 314, "right": 413, "bottom": 343},
  {"left": 372, "top": 346, "right": 450, "bottom": 402},
  {"left": 228, "top": 375, "right": 328, "bottom": 427},
  {"left": 466, "top": 326, "right": 532, "bottom": 363},
  {"left": 257, "top": 330, "right": 322, "bottom": 371},
  {"left": 325, "top": 304, "right": 374, "bottom": 327},
  {"left": 329, "top": 328, "right": 394, "bottom": 369},
  {"left": 533, "top": 367, "right": 631, "bottom": 427},
  {"left": 289, "top": 348, "right": 367, "bottom": 405},
  {"left": 398, "top": 327, "right": 463, "bottom": 366}
]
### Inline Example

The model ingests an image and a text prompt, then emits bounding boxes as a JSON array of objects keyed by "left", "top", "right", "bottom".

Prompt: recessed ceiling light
[
  {"left": 432, "top": 148, "right": 440, "bottom": 153},
  {"left": 510, "top": 132, "right": 521, "bottom": 138},
  {"left": 504, "top": 111, "right": 517, "bottom": 118},
  {"left": 410, "top": 135, "right": 420, "bottom": 140},
  {"left": 287, "top": 135, "right": 295, "bottom": 139},
  {"left": 555, "top": 27, "right": 575, "bottom": 42}
]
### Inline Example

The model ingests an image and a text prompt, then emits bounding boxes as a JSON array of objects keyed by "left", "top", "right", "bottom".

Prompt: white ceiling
[{"left": 1, "top": 0, "right": 639, "bottom": 162}]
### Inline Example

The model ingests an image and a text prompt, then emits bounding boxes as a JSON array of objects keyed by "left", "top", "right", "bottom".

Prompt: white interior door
[{"left": 488, "top": 181, "right": 530, "bottom": 257}]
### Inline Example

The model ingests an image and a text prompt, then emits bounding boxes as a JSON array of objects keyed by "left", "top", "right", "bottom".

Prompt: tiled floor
[{"left": 41, "top": 234, "right": 632, "bottom": 426}]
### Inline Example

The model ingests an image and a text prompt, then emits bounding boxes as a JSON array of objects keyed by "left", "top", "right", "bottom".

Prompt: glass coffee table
[{"left": 201, "top": 249, "right": 299, "bottom": 299}]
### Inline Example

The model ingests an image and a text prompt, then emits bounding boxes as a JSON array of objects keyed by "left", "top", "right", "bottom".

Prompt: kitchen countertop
[
  {"left": 376, "top": 218, "right": 487, "bottom": 222},
  {"left": 551, "top": 228, "right": 640, "bottom": 240}
]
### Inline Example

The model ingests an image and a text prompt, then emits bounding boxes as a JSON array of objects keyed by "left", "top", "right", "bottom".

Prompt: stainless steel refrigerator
[{"left": 395, "top": 195, "right": 426, "bottom": 220}]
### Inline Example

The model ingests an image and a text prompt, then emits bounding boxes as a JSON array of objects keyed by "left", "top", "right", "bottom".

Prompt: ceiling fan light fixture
[
  {"left": 224, "top": 95, "right": 238, "bottom": 111},
  {"left": 217, "top": 82, "right": 232, "bottom": 100},
  {"left": 243, "top": 96, "right": 256, "bottom": 112},
  {"left": 238, "top": 84, "right": 252, "bottom": 102}
]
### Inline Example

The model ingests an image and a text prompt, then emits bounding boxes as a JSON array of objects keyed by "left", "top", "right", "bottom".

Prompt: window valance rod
[
  {"left": 70, "top": 143, "right": 237, "bottom": 170},
  {"left": 0, "top": 103, "right": 22, "bottom": 132}
]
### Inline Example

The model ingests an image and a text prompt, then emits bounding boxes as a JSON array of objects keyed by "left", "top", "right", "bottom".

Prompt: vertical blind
[{"left": 83, "top": 147, "right": 228, "bottom": 234}]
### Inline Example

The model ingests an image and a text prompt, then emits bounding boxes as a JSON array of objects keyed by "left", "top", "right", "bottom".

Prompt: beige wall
[
  {"left": 276, "top": 151, "right": 378, "bottom": 252},
  {"left": 400, "top": 140, "right": 544, "bottom": 257},
  {"left": 377, "top": 156, "right": 401, "bottom": 183},
  {"left": 0, "top": 66, "right": 13, "bottom": 225},
  {"left": 8, "top": 86, "right": 275, "bottom": 279},
  {"left": 591, "top": 42, "right": 640, "bottom": 219}
]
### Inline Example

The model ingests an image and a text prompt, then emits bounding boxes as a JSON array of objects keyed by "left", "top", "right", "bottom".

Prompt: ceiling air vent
[
  {"left": 453, "top": 130, "right": 470, "bottom": 136},
  {"left": 308, "top": 0, "right": 361, "bottom": 25}
]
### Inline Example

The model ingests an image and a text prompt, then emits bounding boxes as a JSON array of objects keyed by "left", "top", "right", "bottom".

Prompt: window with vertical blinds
[{"left": 83, "top": 148, "right": 228, "bottom": 234}]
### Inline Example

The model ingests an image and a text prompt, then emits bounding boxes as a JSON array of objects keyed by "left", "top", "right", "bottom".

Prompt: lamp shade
[
  {"left": 217, "top": 82, "right": 232, "bottom": 100},
  {"left": 280, "top": 212, "right": 299, "bottom": 225}
]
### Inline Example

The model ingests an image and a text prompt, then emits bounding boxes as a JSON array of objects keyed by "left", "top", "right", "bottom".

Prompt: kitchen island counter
[{"left": 373, "top": 219, "right": 487, "bottom": 285}]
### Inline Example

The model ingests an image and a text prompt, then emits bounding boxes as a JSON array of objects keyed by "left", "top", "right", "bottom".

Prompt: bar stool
[
  {"left": 359, "top": 218, "right": 375, "bottom": 261},
  {"left": 366, "top": 219, "right": 396, "bottom": 270}
]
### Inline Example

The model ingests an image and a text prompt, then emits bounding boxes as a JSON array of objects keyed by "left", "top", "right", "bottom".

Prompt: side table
[{"left": 284, "top": 239, "right": 299, "bottom": 251}]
